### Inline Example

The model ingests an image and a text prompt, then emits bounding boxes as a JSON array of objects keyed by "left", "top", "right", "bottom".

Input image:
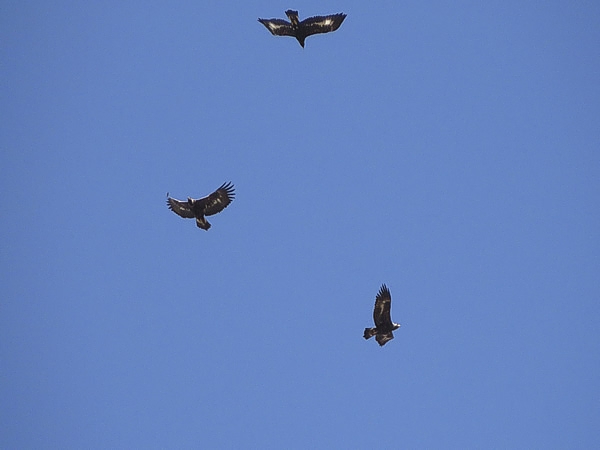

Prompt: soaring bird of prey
[
  {"left": 363, "top": 284, "right": 401, "bottom": 347},
  {"left": 258, "top": 10, "right": 346, "bottom": 48},
  {"left": 166, "top": 182, "right": 235, "bottom": 231}
]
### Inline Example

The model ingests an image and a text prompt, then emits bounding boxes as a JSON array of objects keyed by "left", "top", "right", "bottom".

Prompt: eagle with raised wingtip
[
  {"left": 364, "top": 284, "right": 401, "bottom": 347},
  {"left": 166, "top": 182, "right": 235, "bottom": 230},
  {"left": 258, "top": 10, "right": 346, "bottom": 48}
]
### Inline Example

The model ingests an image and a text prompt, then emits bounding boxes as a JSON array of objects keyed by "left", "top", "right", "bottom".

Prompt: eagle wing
[
  {"left": 197, "top": 182, "right": 235, "bottom": 216},
  {"left": 301, "top": 13, "right": 346, "bottom": 37},
  {"left": 373, "top": 284, "right": 394, "bottom": 329},
  {"left": 166, "top": 196, "right": 194, "bottom": 218},
  {"left": 258, "top": 18, "right": 295, "bottom": 37}
]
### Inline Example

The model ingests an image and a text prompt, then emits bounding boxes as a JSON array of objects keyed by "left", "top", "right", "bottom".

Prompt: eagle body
[
  {"left": 167, "top": 182, "right": 235, "bottom": 231},
  {"left": 258, "top": 10, "right": 346, "bottom": 48},
  {"left": 364, "top": 284, "right": 401, "bottom": 347}
]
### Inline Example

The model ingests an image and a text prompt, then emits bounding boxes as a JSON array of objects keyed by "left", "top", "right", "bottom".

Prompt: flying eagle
[
  {"left": 363, "top": 284, "right": 401, "bottom": 347},
  {"left": 258, "top": 10, "right": 346, "bottom": 48},
  {"left": 166, "top": 182, "right": 235, "bottom": 230}
]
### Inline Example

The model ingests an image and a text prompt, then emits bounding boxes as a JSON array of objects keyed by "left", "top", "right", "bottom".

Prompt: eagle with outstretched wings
[
  {"left": 166, "top": 182, "right": 235, "bottom": 230},
  {"left": 363, "top": 284, "right": 401, "bottom": 347},
  {"left": 258, "top": 10, "right": 346, "bottom": 48}
]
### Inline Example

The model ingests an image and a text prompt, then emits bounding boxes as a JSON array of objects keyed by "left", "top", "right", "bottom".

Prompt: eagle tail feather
[{"left": 196, "top": 217, "right": 211, "bottom": 230}]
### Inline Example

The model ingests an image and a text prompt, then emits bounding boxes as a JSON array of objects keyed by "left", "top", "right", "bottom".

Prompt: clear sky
[{"left": 1, "top": 1, "right": 599, "bottom": 448}]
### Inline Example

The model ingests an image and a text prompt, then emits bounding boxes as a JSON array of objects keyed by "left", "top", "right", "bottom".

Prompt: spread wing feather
[
  {"left": 166, "top": 196, "right": 194, "bottom": 218},
  {"left": 373, "top": 284, "right": 394, "bottom": 329},
  {"left": 302, "top": 14, "right": 347, "bottom": 37},
  {"left": 258, "top": 18, "right": 295, "bottom": 37},
  {"left": 197, "top": 182, "right": 235, "bottom": 216}
]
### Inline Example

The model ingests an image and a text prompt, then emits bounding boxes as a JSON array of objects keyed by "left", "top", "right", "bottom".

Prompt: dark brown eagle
[
  {"left": 364, "top": 284, "right": 401, "bottom": 347},
  {"left": 258, "top": 10, "right": 346, "bottom": 48},
  {"left": 166, "top": 182, "right": 235, "bottom": 230}
]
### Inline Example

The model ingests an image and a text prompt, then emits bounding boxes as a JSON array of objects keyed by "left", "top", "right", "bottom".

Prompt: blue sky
[{"left": 1, "top": 1, "right": 599, "bottom": 448}]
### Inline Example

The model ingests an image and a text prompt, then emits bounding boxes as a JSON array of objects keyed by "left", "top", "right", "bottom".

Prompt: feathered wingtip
[
  {"left": 217, "top": 181, "right": 235, "bottom": 199},
  {"left": 364, "top": 328, "right": 377, "bottom": 340}
]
